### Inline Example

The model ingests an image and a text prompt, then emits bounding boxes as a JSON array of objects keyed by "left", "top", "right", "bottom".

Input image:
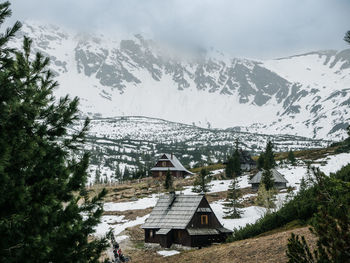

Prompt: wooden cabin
[
  {"left": 249, "top": 168, "right": 288, "bottom": 190},
  {"left": 224, "top": 150, "right": 257, "bottom": 171},
  {"left": 141, "top": 193, "right": 232, "bottom": 248},
  {"left": 239, "top": 150, "right": 257, "bottom": 171},
  {"left": 151, "top": 153, "right": 193, "bottom": 178}
]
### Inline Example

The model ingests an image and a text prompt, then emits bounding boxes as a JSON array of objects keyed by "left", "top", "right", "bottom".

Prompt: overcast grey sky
[{"left": 9, "top": 0, "right": 350, "bottom": 59}]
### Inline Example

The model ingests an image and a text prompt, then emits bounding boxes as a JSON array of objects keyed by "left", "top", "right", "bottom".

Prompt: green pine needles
[
  {"left": 192, "top": 168, "right": 212, "bottom": 193},
  {"left": 164, "top": 169, "right": 173, "bottom": 191},
  {"left": 0, "top": 2, "right": 108, "bottom": 262},
  {"left": 223, "top": 177, "right": 244, "bottom": 218},
  {"left": 286, "top": 168, "right": 350, "bottom": 262},
  {"left": 225, "top": 140, "right": 241, "bottom": 179}
]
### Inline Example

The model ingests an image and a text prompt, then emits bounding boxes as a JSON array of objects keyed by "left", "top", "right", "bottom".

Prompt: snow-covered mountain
[{"left": 12, "top": 21, "right": 350, "bottom": 140}]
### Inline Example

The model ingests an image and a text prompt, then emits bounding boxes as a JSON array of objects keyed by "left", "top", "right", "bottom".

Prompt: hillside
[
  {"left": 127, "top": 227, "right": 316, "bottom": 263},
  {"left": 70, "top": 116, "right": 329, "bottom": 183},
  {"left": 92, "top": 151, "right": 350, "bottom": 262},
  {"left": 11, "top": 21, "right": 350, "bottom": 141}
]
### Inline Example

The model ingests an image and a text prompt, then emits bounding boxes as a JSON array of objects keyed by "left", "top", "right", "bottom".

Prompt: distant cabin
[
  {"left": 249, "top": 168, "right": 288, "bottom": 190},
  {"left": 141, "top": 193, "right": 232, "bottom": 248},
  {"left": 224, "top": 150, "right": 257, "bottom": 171},
  {"left": 151, "top": 153, "right": 193, "bottom": 178},
  {"left": 239, "top": 150, "right": 257, "bottom": 170}
]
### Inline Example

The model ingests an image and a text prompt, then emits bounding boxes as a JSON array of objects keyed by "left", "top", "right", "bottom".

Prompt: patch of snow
[
  {"left": 116, "top": 235, "right": 129, "bottom": 242},
  {"left": 210, "top": 201, "right": 266, "bottom": 230},
  {"left": 178, "top": 174, "right": 250, "bottom": 195},
  {"left": 94, "top": 214, "right": 149, "bottom": 237},
  {"left": 157, "top": 250, "right": 180, "bottom": 257},
  {"left": 315, "top": 153, "right": 350, "bottom": 175},
  {"left": 104, "top": 194, "right": 160, "bottom": 211},
  {"left": 211, "top": 169, "right": 224, "bottom": 175},
  {"left": 94, "top": 215, "right": 126, "bottom": 236}
]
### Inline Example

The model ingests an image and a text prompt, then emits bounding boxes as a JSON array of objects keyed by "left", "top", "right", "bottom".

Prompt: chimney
[{"left": 168, "top": 191, "right": 176, "bottom": 208}]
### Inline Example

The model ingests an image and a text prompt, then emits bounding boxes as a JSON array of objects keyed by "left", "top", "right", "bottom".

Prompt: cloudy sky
[{"left": 9, "top": 0, "right": 350, "bottom": 59}]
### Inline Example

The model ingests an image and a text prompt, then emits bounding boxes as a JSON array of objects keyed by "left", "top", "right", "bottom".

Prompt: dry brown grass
[
  {"left": 88, "top": 176, "right": 196, "bottom": 203},
  {"left": 103, "top": 207, "right": 153, "bottom": 221}
]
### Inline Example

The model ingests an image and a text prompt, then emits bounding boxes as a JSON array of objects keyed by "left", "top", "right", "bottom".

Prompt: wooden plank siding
[
  {"left": 151, "top": 170, "right": 186, "bottom": 178},
  {"left": 187, "top": 198, "right": 222, "bottom": 229}
]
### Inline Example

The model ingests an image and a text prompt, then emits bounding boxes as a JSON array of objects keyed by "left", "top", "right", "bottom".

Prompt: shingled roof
[
  {"left": 150, "top": 154, "right": 194, "bottom": 174},
  {"left": 249, "top": 168, "right": 288, "bottom": 184},
  {"left": 142, "top": 194, "right": 204, "bottom": 229}
]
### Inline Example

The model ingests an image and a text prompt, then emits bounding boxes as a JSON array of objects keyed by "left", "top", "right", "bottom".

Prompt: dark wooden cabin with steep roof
[
  {"left": 151, "top": 153, "right": 193, "bottom": 178},
  {"left": 141, "top": 193, "right": 232, "bottom": 248}
]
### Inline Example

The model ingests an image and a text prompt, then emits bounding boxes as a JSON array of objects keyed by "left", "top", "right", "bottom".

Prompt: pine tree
[
  {"left": 0, "top": 3, "right": 108, "bottom": 261},
  {"left": 225, "top": 156, "right": 234, "bottom": 178},
  {"left": 264, "top": 140, "right": 275, "bottom": 169},
  {"left": 114, "top": 164, "right": 121, "bottom": 181},
  {"left": 286, "top": 168, "right": 350, "bottom": 262},
  {"left": 164, "top": 169, "right": 173, "bottom": 191},
  {"left": 257, "top": 153, "right": 265, "bottom": 170},
  {"left": 261, "top": 167, "right": 274, "bottom": 191},
  {"left": 288, "top": 150, "right": 296, "bottom": 165},
  {"left": 192, "top": 168, "right": 212, "bottom": 193},
  {"left": 344, "top": 30, "right": 350, "bottom": 44},
  {"left": 94, "top": 167, "right": 101, "bottom": 184},
  {"left": 260, "top": 140, "right": 276, "bottom": 191},
  {"left": 232, "top": 148, "right": 241, "bottom": 177},
  {"left": 223, "top": 177, "right": 243, "bottom": 218},
  {"left": 123, "top": 166, "right": 130, "bottom": 181}
]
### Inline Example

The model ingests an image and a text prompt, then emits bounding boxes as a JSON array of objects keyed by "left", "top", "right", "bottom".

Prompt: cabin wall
[
  {"left": 159, "top": 232, "right": 173, "bottom": 248},
  {"left": 274, "top": 182, "right": 287, "bottom": 189},
  {"left": 144, "top": 229, "right": 160, "bottom": 244},
  {"left": 155, "top": 160, "right": 174, "bottom": 168},
  {"left": 172, "top": 229, "right": 191, "bottom": 247},
  {"left": 187, "top": 198, "right": 222, "bottom": 229},
  {"left": 151, "top": 171, "right": 185, "bottom": 178},
  {"left": 251, "top": 182, "right": 287, "bottom": 190},
  {"left": 251, "top": 183, "right": 260, "bottom": 190}
]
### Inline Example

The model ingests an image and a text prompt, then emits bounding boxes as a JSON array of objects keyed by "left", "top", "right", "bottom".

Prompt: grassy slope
[{"left": 126, "top": 226, "right": 316, "bottom": 263}]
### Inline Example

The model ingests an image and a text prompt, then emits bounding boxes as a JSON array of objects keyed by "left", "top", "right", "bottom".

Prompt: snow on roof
[
  {"left": 151, "top": 153, "right": 194, "bottom": 175},
  {"left": 249, "top": 168, "right": 288, "bottom": 184}
]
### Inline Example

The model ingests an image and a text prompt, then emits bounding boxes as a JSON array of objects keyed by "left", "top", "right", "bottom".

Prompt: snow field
[{"left": 103, "top": 194, "right": 160, "bottom": 211}]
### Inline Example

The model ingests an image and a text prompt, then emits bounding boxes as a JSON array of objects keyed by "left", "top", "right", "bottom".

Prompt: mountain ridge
[{"left": 11, "top": 21, "right": 350, "bottom": 140}]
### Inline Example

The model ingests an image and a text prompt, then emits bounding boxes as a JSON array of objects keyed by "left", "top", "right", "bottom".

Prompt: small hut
[
  {"left": 223, "top": 150, "right": 256, "bottom": 171},
  {"left": 151, "top": 153, "right": 193, "bottom": 178},
  {"left": 249, "top": 169, "right": 288, "bottom": 190},
  {"left": 239, "top": 150, "right": 257, "bottom": 170},
  {"left": 142, "top": 193, "right": 232, "bottom": 248}
]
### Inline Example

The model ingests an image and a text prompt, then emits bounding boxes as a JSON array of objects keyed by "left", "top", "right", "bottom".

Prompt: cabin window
[
  {"left": 149, "top": 230, "right": 154, "bottom": 238},
  {"left": 162, "top": 161, "right": 167, "bottom": 167},
  {"left": 201, "top": 215, "right": 208, "bottom": 225},
  {"left": 159, "top": 171, "right": 162, "bottom": 177}
]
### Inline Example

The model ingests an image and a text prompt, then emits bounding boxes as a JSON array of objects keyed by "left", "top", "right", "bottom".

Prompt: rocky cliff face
[{"left": 12, "top": 21, "right": 350, "bottom": 140}]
